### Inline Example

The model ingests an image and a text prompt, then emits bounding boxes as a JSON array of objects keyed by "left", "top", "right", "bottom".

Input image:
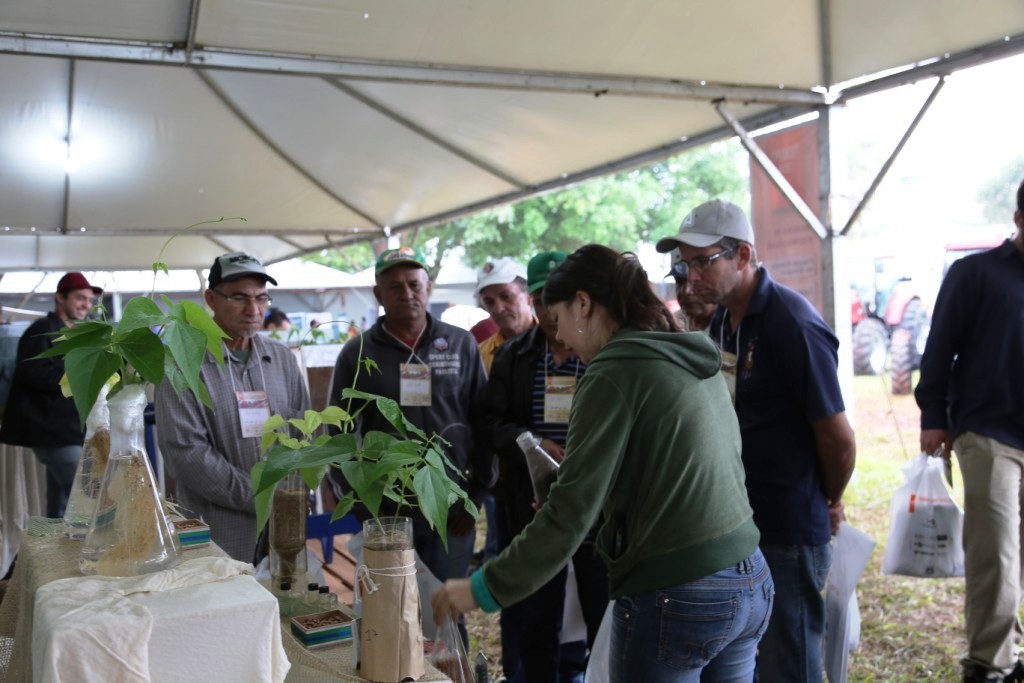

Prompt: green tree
[
  {"left": 308, "top": 140, "right": 747, "bottom": 275},
  {"left": 978, "top": 156, "right": 1024, "bottom": 224}
]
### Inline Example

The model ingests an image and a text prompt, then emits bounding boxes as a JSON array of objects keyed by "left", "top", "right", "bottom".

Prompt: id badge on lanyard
[
  {"left": 400, "top": 362, "right": 432, "bottom": 406},
  {"left": 720, "top": 352, "right": 738, "bottom": 406},
  {"left": 236, "top": 390, "right": 271, "bottom": 438},
  {"left": 544, "top": 376, "right": 576, "bottom": 423}
]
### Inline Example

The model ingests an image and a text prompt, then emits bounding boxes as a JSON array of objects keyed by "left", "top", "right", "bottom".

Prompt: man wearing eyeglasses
[
  {"left": 155, "top": 251, "right": 309, "bottom": 562},
  {"left": 656, "top": 199, "right": 856, "bottom": 683},
  {"left": 1, "top": 272, "right": 102, "bottom": 518}
]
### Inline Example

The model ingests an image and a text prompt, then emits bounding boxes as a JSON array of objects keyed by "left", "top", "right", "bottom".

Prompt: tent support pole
[
  {"left": 61, "top": 60, "right": 76, "bottom": 236},
  {"left": 716, "top": 101, "right": 828, "bottom": 239},
  {"left": 840, "top": 76, "right": 946, "bottom": 236}
]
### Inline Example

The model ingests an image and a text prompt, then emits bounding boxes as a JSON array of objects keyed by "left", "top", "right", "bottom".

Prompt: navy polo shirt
[{"left": 710, "top": 268, "right": 846, "bottom": 546}]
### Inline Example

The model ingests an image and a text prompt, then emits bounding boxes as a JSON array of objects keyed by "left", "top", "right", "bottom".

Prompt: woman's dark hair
[
  {"left": 1017, "top": 176, "right": 1024, "bottom": 214},
  {"left": 543, "top": 244, "right": 679, "bottom": 332}
]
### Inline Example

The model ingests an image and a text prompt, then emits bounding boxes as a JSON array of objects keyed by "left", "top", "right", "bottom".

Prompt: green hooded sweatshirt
[{"left": 480, "top": 327, "right": 758, "bottom": 607}]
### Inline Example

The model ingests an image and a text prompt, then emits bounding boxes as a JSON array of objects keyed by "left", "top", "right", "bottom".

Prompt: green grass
[{"left": 466, "top": 374, "right": 973, "bottom": 682}]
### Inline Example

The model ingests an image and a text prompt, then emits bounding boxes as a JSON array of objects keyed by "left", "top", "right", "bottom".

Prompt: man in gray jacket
[
  {"left": 156, "top": 252, "right": 309, "bottom": 562},
  {"left": 328, "top": 246, "right": 491, "bottom": 585}
]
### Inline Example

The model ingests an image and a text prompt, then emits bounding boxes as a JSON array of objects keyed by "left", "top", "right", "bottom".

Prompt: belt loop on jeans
[{"left": 737, "top": 557, "right": 753, "bottom": 574}]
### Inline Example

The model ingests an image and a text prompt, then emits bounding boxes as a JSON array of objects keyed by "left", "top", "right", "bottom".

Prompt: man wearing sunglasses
[
  {"left": 155, "top": 251, "right": 309, "bottom": 562},
  {"left": 656, "top": 199, "right": 856, "bottom": 683}
]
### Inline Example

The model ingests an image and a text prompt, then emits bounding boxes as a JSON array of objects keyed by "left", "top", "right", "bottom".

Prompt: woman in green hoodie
[{"left": 433, "top": 244, "right": 773, "bottom": 682}]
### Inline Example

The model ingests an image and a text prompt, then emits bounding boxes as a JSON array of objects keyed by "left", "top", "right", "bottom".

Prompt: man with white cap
[
  {"left": 156, "top": 251, "right": 309, "bottom": 562},
  {"left": 1, "top": 272, "right": 103, "bottom": 518},
  {"left": 656, "top": 199, "right": 856, "bottom": 683},
  {"left": 475, "top": 257, "right": 535, "bottom": 373}
]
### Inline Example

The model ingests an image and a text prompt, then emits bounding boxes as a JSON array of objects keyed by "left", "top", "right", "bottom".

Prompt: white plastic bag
[
  {"left": 881, "top": 452, "right": 964, "bottom": 577},
  {"left": 824, "top": 522, "right": 876, "bottom": 683}
]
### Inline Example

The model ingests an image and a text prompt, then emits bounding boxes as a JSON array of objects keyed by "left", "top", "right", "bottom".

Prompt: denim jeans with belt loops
[{"left": 610, "top": 548, "right": 774, "bottom": 683}]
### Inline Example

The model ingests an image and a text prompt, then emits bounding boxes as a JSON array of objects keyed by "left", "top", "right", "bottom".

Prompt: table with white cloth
[
  {"left": 0, "top": 520, "right": 453, "bottom": 683},
  {"left": 0, "top": 443, "right": 46, "bottom": 579}
]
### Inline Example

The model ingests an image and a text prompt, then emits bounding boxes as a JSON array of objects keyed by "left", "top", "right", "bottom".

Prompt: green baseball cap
[
  {"left": 527, "top": 251, "right": 569, "bottom": 293},
  {"left": 375, "top": 246, "right": 427, "bottom": 275}
]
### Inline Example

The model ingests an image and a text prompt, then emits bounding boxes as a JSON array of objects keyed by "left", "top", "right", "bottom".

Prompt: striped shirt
[{"left": 530, "top": 350, "right": 585, "bottom": 445}]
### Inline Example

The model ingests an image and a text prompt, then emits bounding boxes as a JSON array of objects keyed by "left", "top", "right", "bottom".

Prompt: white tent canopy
[{"left": 1, "top": 0, "right": 1022, "bottom": 271}]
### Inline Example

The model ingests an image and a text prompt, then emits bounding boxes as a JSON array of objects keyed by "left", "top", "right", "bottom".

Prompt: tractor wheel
[
  {"left": 898, "top": 298, "right": 931, "bottom": 368},
  {"left": 852, "top": 317, "right": 888, "bottom": 376},
  {"left": 890, "top": 328, "right": 915, "bottom": 395}
]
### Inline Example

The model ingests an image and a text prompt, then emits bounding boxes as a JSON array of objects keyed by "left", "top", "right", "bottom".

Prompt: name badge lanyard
[
  {"left": 383, "top": 325, "right": 432, "bottom": 407},
  {"left": 225, "top": 343, "right": 273, "bottom": 439},
  {"left": 718, "top": 313, "right": 741, "bottom": 406},
  {"left": 543, "top": 342, "right": 581, "bottom": 424}
]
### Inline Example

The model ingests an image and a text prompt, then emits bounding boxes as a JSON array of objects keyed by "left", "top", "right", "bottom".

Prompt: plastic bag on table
[
  {"left": 881, "top": 451, "right": 964, "bottom": 577},
  {"left": 428, "top": 614, "right": 473, "bottom": 682}
]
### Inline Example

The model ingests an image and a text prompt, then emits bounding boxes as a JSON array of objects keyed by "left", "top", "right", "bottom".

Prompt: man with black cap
[
  {"left": 1, "top": 272, "right": 102, "bottom": 518},
  {"left": 656, "top": 199, "right": 856, "bottom": 683},
  {"left": 155, "top": 251, "right": 309, "bottom": 562},
  {"left": 327, "top": 246, "right": 491, "bottom": 592}
]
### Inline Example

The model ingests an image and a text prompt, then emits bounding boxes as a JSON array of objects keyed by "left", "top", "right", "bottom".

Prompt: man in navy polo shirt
[
  {"left": 656, "top": 199, "right": 856, "bottom": 683},
  {"left": 916, "top": 178, "right": 1024, "bottom": 683}
]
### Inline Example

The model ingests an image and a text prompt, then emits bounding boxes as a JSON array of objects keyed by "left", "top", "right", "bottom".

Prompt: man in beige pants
[{"left": 916, "top": 177, "right": 1024, "bottom": 683}]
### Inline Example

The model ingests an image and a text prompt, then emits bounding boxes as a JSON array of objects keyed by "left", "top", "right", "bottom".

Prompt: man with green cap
[
  {"left": 327, "top": 246, "right": 492, "bottom": 591},
  {"left": 480, "top": 251, "right": 608, "bottom": 682}
]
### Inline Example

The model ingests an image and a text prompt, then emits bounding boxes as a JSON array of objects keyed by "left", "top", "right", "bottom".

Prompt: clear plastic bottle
[
  {"left": 304, "top": 582, "right": 320, "bottom": 607},
  {"left": 277, "top": 581, "right": 294, "bottom": 617},
  {"left": 63, "top": 384, "right": 112, "bottom": 539},
  {"left": 515, "top": 431, "right": 560, "bottom": 505},
  {"left": 474, "top": 651, "right": 490, "bottom": 683},
  {"left": 318, "top": 585, "right": 338, "bottom": 611}
]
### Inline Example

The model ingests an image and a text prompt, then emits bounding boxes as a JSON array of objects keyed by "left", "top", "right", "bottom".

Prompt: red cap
[{"left": 56, "top": 272, "right": 103, "bottom": 296}]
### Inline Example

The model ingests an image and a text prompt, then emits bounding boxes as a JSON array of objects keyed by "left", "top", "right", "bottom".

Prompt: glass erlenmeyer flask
[
  {"left": 63, "top": 385, "right": 111, "bottom": 540},
  {"left": 80, "top": 384, "right": 181, "bottom": 576}
]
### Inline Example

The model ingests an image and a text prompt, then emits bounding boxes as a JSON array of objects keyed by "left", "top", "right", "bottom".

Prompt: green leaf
[
  {"left": 34, "top": 323, "right": 112, "bottom": 359},
  {"left": 64, "top": 347, "right": 122, "bottom": 425},
  {"left": 163, "top": 320, "right": 208, "bottom": 405},
  {"left": 413, "top": 465, "right": 452, "bottom": 550},
  {"left": 330, "top": 493, "right": 357, "bottom": 522},
  {"left": 361, "top": 430, "right": 399, "bottom": 460},
  {"left": 262, "top": 414, "right": 287, "bottom": 433},
  {"left": 115, "top": 327, "right": 166, "bottom": 385},
  {"left": 153, "top": 261, "right": 169, "bottom": 276},
  {"left": 116, "top": 297, "right": 168, "bottom": 334},
  {"left": 300, "top": 465, "right": 327, "bottom": 491},
  {"left": 180, "top": 299, "right": 229, "bottom": 363},
  {"left": 303, "top": 410, "right": 323, "bottom": 433},
  {"left": 340, "top": 459, "right": 388, "bottom": 519},
  {"left": 341, "top": 388, "right": 428, "bottom": 440},
  {"left": 319, "top": 405, "right": 351, "bottom": 427},
  {"left": 253, "top": 435, "right": 359, "bottom": 495}
]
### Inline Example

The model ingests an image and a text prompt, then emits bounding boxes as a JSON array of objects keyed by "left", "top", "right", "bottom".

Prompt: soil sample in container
[{"left": 270, "top": 474, "right": 308, "bottom": 587}]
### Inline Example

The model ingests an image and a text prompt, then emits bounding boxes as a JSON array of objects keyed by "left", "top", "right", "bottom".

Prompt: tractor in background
[{"left": 850, "top": 257, "right": 930, "bottom": 395}]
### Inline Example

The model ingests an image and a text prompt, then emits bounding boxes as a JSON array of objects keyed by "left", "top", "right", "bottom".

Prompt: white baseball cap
[
  {"left": 475, "top": 257, "right": 527, "bottom": 297},
  {"left": 656, "top": 199, "right": 755, "bottom": 251}
]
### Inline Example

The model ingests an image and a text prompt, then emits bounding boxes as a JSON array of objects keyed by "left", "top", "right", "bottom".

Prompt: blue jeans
[
  {"left": 33, "top": 445, "right": 81, "bottom": 518},
  {"left": 756, "top": 543, "right": 832, "bottom": 683},
  {"left": 611, "top": 549, "right": 774, "bottom": 683}
]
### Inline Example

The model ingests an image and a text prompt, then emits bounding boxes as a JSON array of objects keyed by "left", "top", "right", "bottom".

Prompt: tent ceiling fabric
[{"left": 0, "top": 0, "right": 1022, "bottom": 271}]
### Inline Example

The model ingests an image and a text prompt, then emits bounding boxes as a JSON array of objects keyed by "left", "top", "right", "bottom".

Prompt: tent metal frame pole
[
  {"left": 382, "top": 103, "right": 812, "bottom": 238},
  {"left": 325, "top": 79, "right": 527, "bottom": 189},
  {"left": 840, "top": 76, "right": 946, "bottom": 236},
  {"left": 0, "top": 32, "right": 825, "bottom": 106},
  {"left": 715, "top": 101, "right": 829, "bottom": 240},
  {"left": 194, "top": 70, "right": 387, "bottom": 231},
  {"left": 60, "top": 59, "right": 76, "bottom": 236},
  {"left": 185, "top": 0, "right": 202, "bottom": 62},
  {"left": 817, "top": 0, "right": 833, "bottom": 87}
]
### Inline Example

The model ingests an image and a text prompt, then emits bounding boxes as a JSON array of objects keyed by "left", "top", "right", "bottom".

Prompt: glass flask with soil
[{"left": 79, "top": 384, "right": 181, "bottom": 576}]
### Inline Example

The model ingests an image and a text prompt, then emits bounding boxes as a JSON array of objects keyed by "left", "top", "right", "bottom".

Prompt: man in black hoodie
[{"left": 1, "top": 272, "right": 101, "bottom": 518}]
